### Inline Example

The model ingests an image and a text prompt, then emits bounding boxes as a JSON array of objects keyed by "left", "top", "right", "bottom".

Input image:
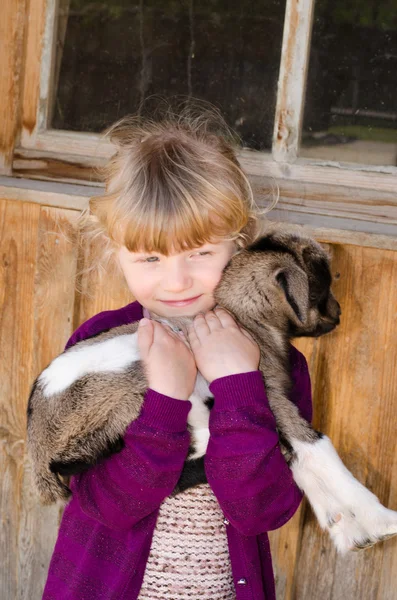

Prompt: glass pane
[
  {"left": 51, "top": 0, "right": 286, "bottom": 151},
  {"left": 301, "top": 0, "right": 397, "bottom": 166}
]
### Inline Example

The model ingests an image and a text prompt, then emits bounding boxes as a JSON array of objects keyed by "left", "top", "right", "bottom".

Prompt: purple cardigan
[{"left": 42, "top": 301, "right": 312, "bottom": 600}]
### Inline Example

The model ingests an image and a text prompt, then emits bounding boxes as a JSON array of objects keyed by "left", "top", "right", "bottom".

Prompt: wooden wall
[
  {"left": 1, "top": 197, "right": 396, "bottom": 599},
  {"left": 271, "top": 244, "right": 397, "bottom": 600}
]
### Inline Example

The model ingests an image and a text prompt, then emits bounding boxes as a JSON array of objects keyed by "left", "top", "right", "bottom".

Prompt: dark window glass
[
  {"left": 51, "top": 0, "right": 286, "bottom": 151},
  {"left": 301, "top": 0, "right": 397, "bottom": 166}
]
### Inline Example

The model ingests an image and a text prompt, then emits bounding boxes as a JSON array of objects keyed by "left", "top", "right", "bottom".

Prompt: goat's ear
[{"left": 275, "top": 265, "right": 309, "bottom": 323}]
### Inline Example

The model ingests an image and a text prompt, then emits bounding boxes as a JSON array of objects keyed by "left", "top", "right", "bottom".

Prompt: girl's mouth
[{"left": 159, "top": 295, "right": 202, "bottom": 307}]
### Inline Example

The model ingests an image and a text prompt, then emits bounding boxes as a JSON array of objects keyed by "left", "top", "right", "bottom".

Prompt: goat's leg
[
  {"left": 290, "top": 434, "right": 397, "bottom": 553},
  {"left": 27, "top": 328, "right": 145, "bottom": 504},
  {"left": 269, "top": 391, "right": 397, "bottom": 553}
]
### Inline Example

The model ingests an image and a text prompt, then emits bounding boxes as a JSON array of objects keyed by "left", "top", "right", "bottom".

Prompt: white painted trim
[
  {"left": 0, "top": 175, "right": 91, "bottom": 210},
  {"left": 20, "top": 129, "right": 115, "bottom": 159},
  {"left": 20, "top": 0, "right": 57, "bottom": 147},
  {"left": 39, "top": 0, "right": 57, "bottom": 131},
  {"left": 272, "top": 0, "right": 315, "bottom": 163}
]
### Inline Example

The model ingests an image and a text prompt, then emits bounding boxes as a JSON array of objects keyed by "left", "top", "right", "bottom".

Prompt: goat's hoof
[
  {"left": 329, "top": 511, "right": 397, "bottom": 554},
  {"left": 350, "top": 531, "right": 397, "bottom": 552}
]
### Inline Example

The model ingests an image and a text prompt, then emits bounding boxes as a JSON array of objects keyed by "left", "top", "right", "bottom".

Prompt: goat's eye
[{"left": 309, "top": 293, "right": 318, "bottom": 302}]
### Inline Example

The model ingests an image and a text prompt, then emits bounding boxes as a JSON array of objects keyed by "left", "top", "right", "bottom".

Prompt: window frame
[{"left": 1, "top": 0, "right": 396, "bottom": 244}]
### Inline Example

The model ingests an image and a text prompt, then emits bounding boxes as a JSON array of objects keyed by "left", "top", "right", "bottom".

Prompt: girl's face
[{"left": 116, "top": 239, "right": 238, "bottom": 317}]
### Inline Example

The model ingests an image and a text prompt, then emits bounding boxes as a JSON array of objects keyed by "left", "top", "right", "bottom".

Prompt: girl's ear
[{"left": 275, "top": 265, "right": 309, "bottom": 323}]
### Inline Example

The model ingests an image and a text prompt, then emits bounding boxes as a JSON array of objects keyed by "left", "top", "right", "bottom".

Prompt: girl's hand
[
  {"left": 186, "top": 308, "right": 260, "bottom": 384},
  {"left": 138, "top": 319, "right": 197, "bottom": 400}
]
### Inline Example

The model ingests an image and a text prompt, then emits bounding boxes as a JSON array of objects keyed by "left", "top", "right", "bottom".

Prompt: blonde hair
[{"left": 75, "top": 98, "right": 277, "bottom": 291}]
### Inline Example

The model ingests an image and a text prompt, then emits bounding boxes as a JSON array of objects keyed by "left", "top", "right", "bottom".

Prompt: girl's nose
[{"left": 162, "top": 266, "right": 193, "bottom": 292}]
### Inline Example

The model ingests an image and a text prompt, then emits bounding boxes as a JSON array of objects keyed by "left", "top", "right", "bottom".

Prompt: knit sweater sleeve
[
  {"left": 70, "top": 390, "right": 191, "bottom": 531},
  {"left": 204, "top": 347, "right": 312, "bottom": 536}
]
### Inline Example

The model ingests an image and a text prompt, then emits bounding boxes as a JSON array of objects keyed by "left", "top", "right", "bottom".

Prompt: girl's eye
[
  {"left": 133, "top": 256, "right": 158, "bottom": 263},
  {"left": 141, "top": 251, "right": 212, "bottom": 263}
]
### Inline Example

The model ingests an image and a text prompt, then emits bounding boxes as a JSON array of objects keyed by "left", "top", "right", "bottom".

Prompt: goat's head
[{"left": 214, "top": 227, "right": 341, "bottom": 338}]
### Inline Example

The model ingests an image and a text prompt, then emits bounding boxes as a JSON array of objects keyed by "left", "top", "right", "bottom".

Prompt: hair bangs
[
  {"left": 111, "top": 188, "right": 248, "bottom": 255},
  {"left": 104, "top": 140, "right": 252, "bottom": 255}
]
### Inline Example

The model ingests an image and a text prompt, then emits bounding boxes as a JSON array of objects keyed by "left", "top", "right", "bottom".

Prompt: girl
[{"left": 42, "top": 102, "right": 312, "bottom": 600}]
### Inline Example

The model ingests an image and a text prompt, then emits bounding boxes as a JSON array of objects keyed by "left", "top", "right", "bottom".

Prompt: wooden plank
[
  {"left": 13, "top": 148, "right": 104, "bottom": 186},
  {"left": 37, "top": 0, "right": 58, "bottom": 132},
  {"left": 251, "top": 177, "right": 397, "bottom": 226},
  {"left": 15, "top": 205, "right": 80, "bottom": 599},
  {"left": 272, "top": 0, "right": 315, "bottom": 163},
  {"left": 269, "top": 504, "right": 304, "bottom": 599},
  {"left": 0, "top": 200, "right": 40, "bottom": 598},
  {"left": 19, "top": 129, "right": 116, "bottom": 159},
  {"left": 292, "top": 244, "right": 397, "bottom": 599},
  {"left": 0, "top": 0, "right": 28, "bottom": 174},
  {"left": 241, "top": 150, "right": 397, "bottom": 188},
  {"left": 250, "top": 175, "right": 397, "bottom": 241},
  {"left": 377, "top": 446, "right": 397, "bottom": 600},
  {"left": 20, "top": 0, "right": 49, "bottom": 145},
  {"left": 0, "top": 178, "right": 92, "bottom": 210},
  {"left": 274, "top": 222, "right": 397, "bottom": 252}
]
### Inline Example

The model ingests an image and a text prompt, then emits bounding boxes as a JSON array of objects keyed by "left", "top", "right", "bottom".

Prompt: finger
[
  {"left": 137, "top": 319, "right": 154, "bottom": 357},
  {"left": 158, "top": 322, "right": 193, "bottom": 352},
  {"left": 186, "top": 320, "right": 201, "bottom": 347},
  {"left": 192, "top": 312, "right": 211, "bottom": 336},
  {"left": 213, "top": 307, "right": 241, "bottom": 329},
  {"left": 202, "top": 310, "right": 224, "bottom": 333}
]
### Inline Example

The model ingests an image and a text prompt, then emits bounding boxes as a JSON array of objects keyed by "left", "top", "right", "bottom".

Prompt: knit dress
[{"left": 137, "top": 484, "right": 235, "bottom": 599}]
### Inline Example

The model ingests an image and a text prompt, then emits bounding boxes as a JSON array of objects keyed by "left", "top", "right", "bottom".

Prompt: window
[
  {"left": 52, "top": 0, "right": 286, "bottom": 152},
  {"left": 3, "top": 0, "right": 396, "bottom": 242},
  {"left": 301, "top": 0, "right": 397, "bottom": 166}
]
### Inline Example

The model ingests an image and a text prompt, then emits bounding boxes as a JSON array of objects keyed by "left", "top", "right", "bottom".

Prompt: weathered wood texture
[
  {"left": 20, "top": 0, "right": 47, "bottom": 146},
  {"left": 0, "top": 199, "right": 396, "bottom": 598},
  {"left": 272, "top": 0, "right": 314, "bottom": 163},
  {"left": 0, "top": 199, "right": 79, "bottom": 599},
  {"left": 0, "top": 0, "right": 28, "bottom": 174}
]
